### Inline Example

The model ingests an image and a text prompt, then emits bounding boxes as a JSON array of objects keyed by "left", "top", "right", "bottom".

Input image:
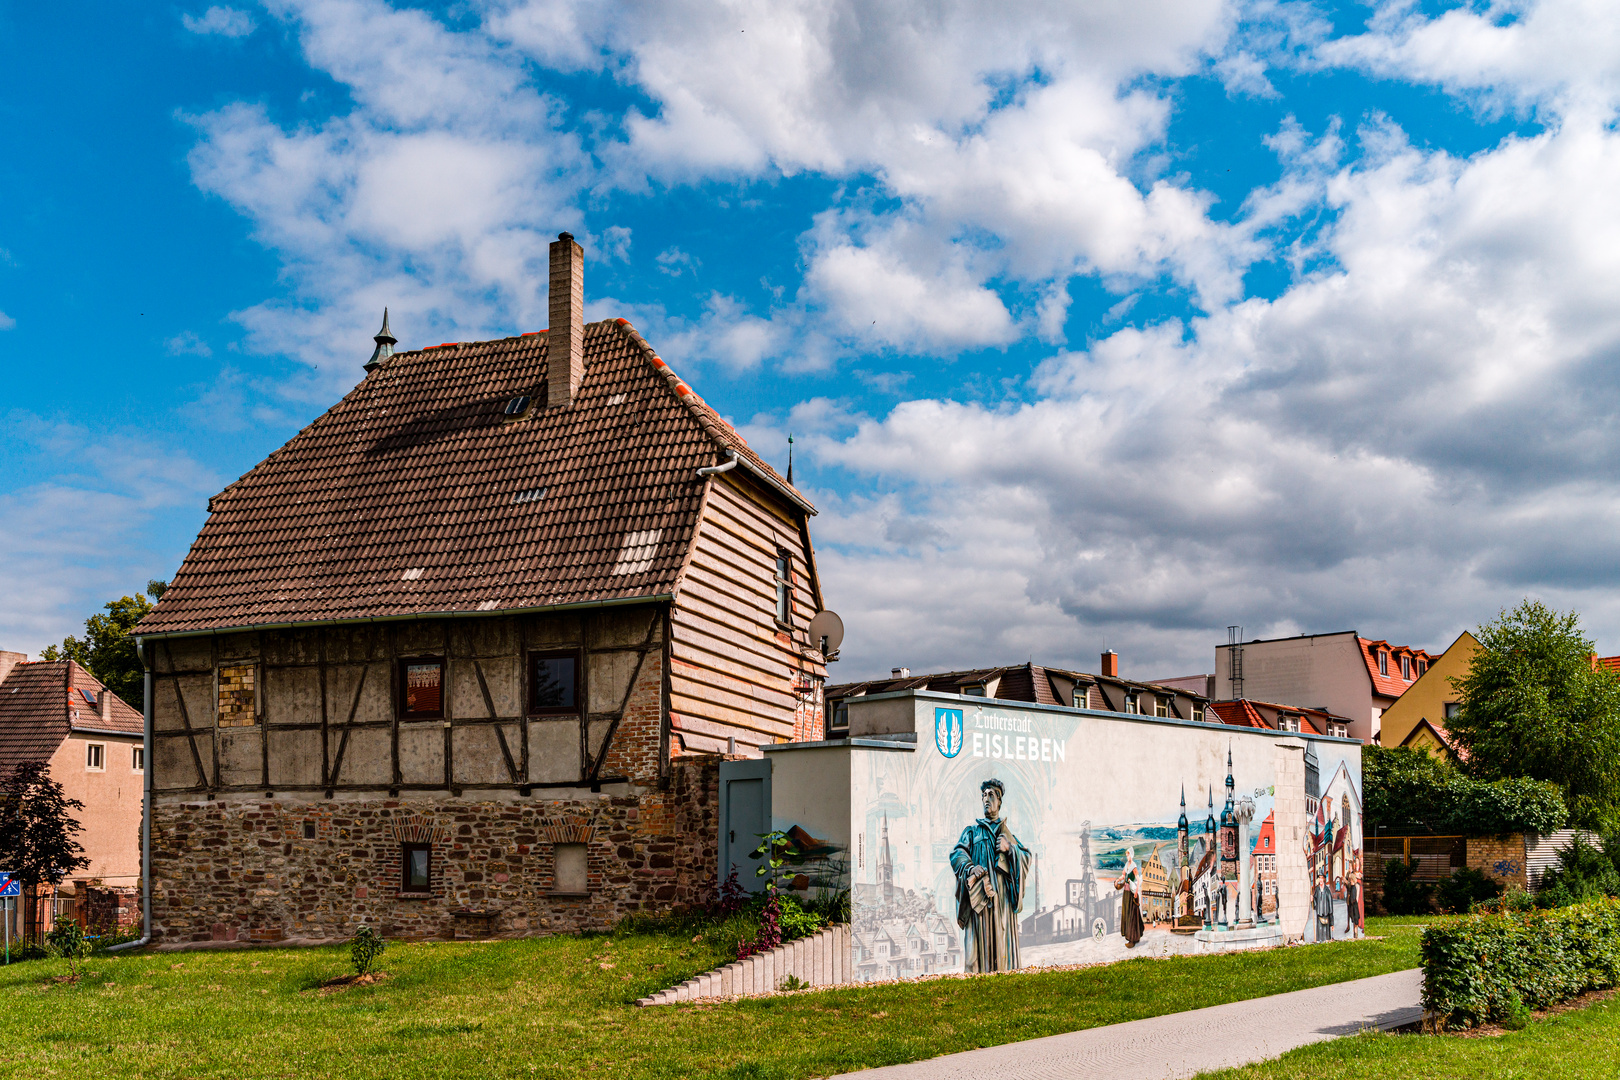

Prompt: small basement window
[
  {"left": 553, "top": 843, "right": 588, "bottom": 895},
  {"left": 400, "top": 659, "right": 445, "bottom": 719},
  {"left": 402, "top": 843, "right": 432, "bottom": 894},
  {"left": 85, "top": 743, "right": 105, "bottom": 771},
  {"left": 530, "top": 651, "right": 579, "bottom": 714}
]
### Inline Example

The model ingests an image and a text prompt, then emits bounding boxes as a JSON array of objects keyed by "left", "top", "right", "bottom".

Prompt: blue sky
[{"left": 5, "top": 0, "right": 1620, "bottom": 681}]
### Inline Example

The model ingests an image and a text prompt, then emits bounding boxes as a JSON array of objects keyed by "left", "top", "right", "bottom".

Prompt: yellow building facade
[{"left": 1377, "top": 630, "right": 1479, "bottom": 755}]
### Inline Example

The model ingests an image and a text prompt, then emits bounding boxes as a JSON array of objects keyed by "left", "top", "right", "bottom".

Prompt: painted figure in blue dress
[{"left": 950, "top": 778, "right": 1031, "bottom": 973}]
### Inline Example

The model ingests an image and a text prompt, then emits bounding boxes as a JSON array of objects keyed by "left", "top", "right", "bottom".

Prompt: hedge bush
[
  {"left": 1421, "top": 897, "right": 1620, "bottom": 1028},
  {"left": 1364, "top": 746, "right": 1568, "bottom": 835}
]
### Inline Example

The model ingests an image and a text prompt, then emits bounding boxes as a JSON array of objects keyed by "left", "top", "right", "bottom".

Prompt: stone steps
[{"left": 636, "top": 924, "right": 851, "bottom": 1006}]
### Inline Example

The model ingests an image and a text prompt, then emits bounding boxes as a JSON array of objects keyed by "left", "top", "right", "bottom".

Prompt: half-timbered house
[{"left": 135, "top": 234, "right": 829, "bottom": 943}]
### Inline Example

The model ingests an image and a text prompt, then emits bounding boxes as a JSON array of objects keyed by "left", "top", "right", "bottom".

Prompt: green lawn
[
  {"left": 1198, "top": 991, "right": 1620, "bottom": 1080},
  {"left": 0, "top": 918, "right": 1425, "bottom": 1080}
]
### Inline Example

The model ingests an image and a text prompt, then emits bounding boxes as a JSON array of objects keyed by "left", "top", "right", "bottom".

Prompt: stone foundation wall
[{"left": 150, "top": 756, "right": 721, "bottom": 943}]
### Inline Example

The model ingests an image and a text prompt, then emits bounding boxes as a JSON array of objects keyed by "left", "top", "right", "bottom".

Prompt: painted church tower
[{"left": 878, "top": 814, "right": 895, "bottom": 905}]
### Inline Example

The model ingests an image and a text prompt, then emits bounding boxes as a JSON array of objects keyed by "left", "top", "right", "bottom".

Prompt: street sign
[{"left": 0, "top": 875, "right": 18, "bottom": 898}]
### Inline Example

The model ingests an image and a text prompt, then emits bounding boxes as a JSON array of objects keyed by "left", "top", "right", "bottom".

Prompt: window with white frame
[
  {"left": 1328, "top": 721, "right": 1348, "bottom": 738},
  {"left": 1192, "top": 705, "right": 1205, "bottom": 722},
  {"left": 85, "top": 742, "right": 105, "bottom": 771},
  {"left": 132, "top": 746, "right": 144, "bottom": 772},
  {"left": 1155, "top": 700, "right": 1170, "bottom": 718},
  {"left": 1278, "top": 715, "right": 1301, "bottom": 733}
]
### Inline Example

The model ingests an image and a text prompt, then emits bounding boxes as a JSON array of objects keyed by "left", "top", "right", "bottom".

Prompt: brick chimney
[
  {"left": 547, "top": 232, "right": 584, "bottom": 408},
  {"left": 1100, "top": 650, "right": 1119, "bottom": 678},
  {"left": 0, "top": 650, "right": 24, "bottom": 685},
  {"left": 99, "top": 681, "right": 113, "bottom": 722}
]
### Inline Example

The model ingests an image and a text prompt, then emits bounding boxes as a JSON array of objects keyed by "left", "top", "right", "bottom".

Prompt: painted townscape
[{"left": 843, "top": 702, "right": 1363, "bottom": 980}]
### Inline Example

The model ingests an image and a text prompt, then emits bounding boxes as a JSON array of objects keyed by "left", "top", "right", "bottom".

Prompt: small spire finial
[
  {"left": 364, "top": 308, "right": 396, "bottom": 373},
  {"left": 786, "top": 433, "right": 794, "bottom": 485}
]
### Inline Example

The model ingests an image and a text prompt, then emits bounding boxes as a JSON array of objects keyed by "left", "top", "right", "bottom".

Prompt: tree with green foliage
[
  {"left": 40, "top": 581, "right": 165, "bottom": 708},
  {"left": 1449, "top": 599, "right": 1620, "bottom": 831},
  {"left": 1362, "top": 745, "right": 1566, "bottom": 836},
  {"left": 0, "top": 760, "right": 88, "bottom": 890}
]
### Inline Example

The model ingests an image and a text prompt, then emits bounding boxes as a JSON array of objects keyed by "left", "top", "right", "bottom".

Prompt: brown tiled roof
[
  {"left": 138, "top": 319, "right": 811, "bottom": 636},
  {"left": 0, "top": 661, "right": 142, "bottom": 771}
]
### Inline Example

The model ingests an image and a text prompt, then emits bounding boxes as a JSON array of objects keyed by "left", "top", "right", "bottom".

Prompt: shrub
[
  {"left": 1380, "top": 857, "right": 1434, "bottom": 915},
  {"left": 1363, "top": 746, "right": 1568, "bottom": 835},
  {"left": 1435, "top": 867, "right": 1503, "bottom": 914},
  {"left": 45, "top": 916, "right": 90, "bottom": 978},
  {"left": 350, "top": 925, "right": 386, "bottom": 977},
  {"left": 1537, "top": 835, "right": 1620, "bottom": 909},
  {"left": 1421, "top": 897, "right": 1620, "bottom": 1028}
]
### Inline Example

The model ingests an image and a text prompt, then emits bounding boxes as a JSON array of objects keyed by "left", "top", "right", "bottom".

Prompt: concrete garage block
[
  {"left": 528, "top": 718, "right": 583, "bottom": 783},
  {"left": 267, "top": 727, "right": 323, "bottom": 787}
]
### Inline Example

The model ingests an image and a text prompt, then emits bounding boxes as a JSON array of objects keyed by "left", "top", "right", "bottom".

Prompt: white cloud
[
  {"left": 809, "top": 113, "right": 1620, "bottom": 677},
  {"left": 1320, "top": 0, "right": 1620, "bottom": 120},
  {"left": 0, "top": 310, "right": 14, "bottom": 330},
  {"left": 165, "top": 330, "right": 213, "bottom": 356},
  {"left": 182, "top": 6, "right": 257, "bottom": 37},
  {"left": 190, "top": 0, "right": 1255, "bottom": 379},
  {"left": 0, "top": 415, "right": 218, "bottom": 650}
]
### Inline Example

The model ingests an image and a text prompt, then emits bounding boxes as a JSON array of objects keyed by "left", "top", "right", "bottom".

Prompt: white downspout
[{"left": 696, "top": 450, "right": 738, "bottom": 477}]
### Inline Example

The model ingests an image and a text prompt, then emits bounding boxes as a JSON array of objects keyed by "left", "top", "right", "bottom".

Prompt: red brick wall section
[
  {"left": 81, "top": 884, "right": 141, "bottom": 931},
  {"left": 148, "top": 756, "right": 722, "bottom": 943},
  {"left": 599, "top": 647, "right": 665, "bottom": 783}
]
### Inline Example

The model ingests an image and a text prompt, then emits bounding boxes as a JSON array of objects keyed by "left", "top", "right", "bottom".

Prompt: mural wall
[{"left": 834, "top": 696, "right": 1362, "bottom": 982}]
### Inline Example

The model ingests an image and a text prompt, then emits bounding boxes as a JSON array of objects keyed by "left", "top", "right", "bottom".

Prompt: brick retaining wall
[{"left": 150, "top": 756, "right": 721, "bottom": 943}]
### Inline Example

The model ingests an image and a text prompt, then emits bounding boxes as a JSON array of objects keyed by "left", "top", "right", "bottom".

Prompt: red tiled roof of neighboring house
[
  {"left": 136, "top": 319, "right": 810, "bottom": 636},
  {"left": 1358, "top": 637, "right": 1436, "bottom": 701},
  {"left": 1208, "top": 699, "right": 1336, "bottom": 735},
  {"left": 0, "top": 661, "right": 142, "bottom": 771},
  {"left": 1208, "top": 700, "right": 1269, "bottom": 729},
  {"left": 1595, "top": 656, "right": 1620, "bottom": 673}
]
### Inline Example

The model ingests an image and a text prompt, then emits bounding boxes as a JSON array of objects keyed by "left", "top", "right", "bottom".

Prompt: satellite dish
[{"left": 807, "top": 610, "right": 844, "bottom": 659}]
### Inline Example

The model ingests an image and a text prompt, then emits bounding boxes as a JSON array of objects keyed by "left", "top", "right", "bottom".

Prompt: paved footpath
[{"left": 838, "top": 968, "right": 1422, "bottom": 1080}]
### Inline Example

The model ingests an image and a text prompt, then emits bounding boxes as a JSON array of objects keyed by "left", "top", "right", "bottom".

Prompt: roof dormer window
[
  {"left": 1400, "top": 654, "right": 1411, "bottom": 680},
  {"left": 1378, "top": 650, "right": 1389, "bottom": 676}
]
